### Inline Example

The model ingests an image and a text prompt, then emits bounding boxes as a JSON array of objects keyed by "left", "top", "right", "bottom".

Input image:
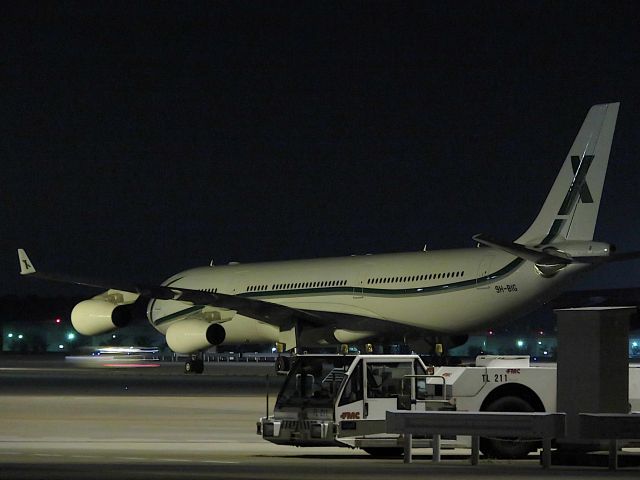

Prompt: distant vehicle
[
  {"left": 18, "top": 103, "right": 640, "bottom": 373},
  {"left": 257, "top": 353, "right": 640, "bottom": 458},
  {"left": 65, "top": 346, "right": 160, "bottom": 368}
]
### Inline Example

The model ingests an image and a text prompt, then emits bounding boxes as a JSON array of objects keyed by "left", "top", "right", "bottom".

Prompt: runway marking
[
  {"left": 200, "top": 460, "right": 239, "bottom": 464},
  {"left": 159, "top": 458, "right": 240, "bottom": 465},
  {"left": 70, "top": 455, "right": 101, "bottom": 459},
  {"left": 32, "top": 453, "right": 62, "bottom": 457},
  {"left": 0, "top": 367, "right": 70, "bottom": 372},
  {"left": 115, "top": 456, "right": 147, "bottom": 461}
]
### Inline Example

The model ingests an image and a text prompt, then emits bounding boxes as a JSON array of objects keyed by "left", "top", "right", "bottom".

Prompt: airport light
[
  {"left": 58, "top": 344, "right": 64, "bottom": 349},
  {"left": 7, "top": 333, "right": 13, "bottom": 338},
  {"left": 55, "top": 318, "right": 62, "bottom": 324},
  {"left": 67, "top": 332, "right": 76, "bottom": 341},
  {"left": 18, "top": 334, "right": 23, "bottom": 339},
  {"left": 516, "top": 339, "right": 525, "bottom": 348}
]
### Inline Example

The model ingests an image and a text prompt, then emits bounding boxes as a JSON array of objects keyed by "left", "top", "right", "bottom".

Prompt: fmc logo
[{"left": 340, "top": 411, "right": 361, "bottom": 420}]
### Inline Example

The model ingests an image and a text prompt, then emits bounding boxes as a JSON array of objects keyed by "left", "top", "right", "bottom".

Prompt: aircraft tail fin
[{"left": 516, "top": 102, "right": 619, "bottom": 246}]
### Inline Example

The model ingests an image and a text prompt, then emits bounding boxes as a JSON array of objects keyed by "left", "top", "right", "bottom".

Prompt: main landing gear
[
  {"left": 184, "top": 354, "right": 204, "bottom": 374},
  {"left": 275, "top": 342, "right": 292, "bottom": 374}
]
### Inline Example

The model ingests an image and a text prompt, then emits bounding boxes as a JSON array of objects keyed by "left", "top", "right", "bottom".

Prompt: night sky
[{"left": 3, "top": 1, "right": 640, "bottom": 298}]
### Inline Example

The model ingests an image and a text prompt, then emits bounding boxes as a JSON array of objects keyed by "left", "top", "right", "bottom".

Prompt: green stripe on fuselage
[
  {"left": 236, "top": 258, "right": 524, "bottom": 300},
  {"left": 150, "top": 258, "right": 525, "bottom": 326}
]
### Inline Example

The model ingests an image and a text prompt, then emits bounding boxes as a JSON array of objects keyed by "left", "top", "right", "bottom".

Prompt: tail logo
[{"left": 558, "top": 155, "right": 594, "bottom": 215}]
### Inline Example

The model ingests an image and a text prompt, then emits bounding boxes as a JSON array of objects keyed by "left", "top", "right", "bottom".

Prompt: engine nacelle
[
  {"left": 165, "top": 316, "right": 280, "bottom": 353},
  {"left": 298, "top": 327, "right": 375, "bottom": 346},
  {"left": 216, "top": 316, "right": 279, "bottom": 345},
  {"left": 71, "top": 299, "right": 132, "bottom": 336},
  {"left": 165, "top": 319, "right": 225, "bottom": 354},
  {"left": 334, "top": 329, "right": 376, "bottom": 344}
]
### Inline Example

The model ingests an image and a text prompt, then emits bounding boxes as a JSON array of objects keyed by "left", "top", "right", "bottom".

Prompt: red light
[
  {"left": 55, "top": 318, "right": 61, "bottom": 324},
  {"left": 488, "top": 330, "right": 494, "bottom": 336}
]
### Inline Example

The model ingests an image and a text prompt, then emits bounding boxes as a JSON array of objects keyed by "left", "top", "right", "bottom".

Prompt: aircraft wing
[
  {"left": 16, "top": 249, "right": 483, "bottom": 354},
  {"left": 17, "top": 249, "right": 440, "bottom": 339},
  {"left": 18, "top": 249, "right": 326, "bottom": 330},
  {"left": 147, "top": 285, "right": 324, "bottom": 329}
]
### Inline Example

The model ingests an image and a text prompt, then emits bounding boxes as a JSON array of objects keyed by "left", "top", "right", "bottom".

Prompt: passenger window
[
  {"left": 366, "top": 362, "right": 413, "bottom": 399},
  {"left": 338, "top": 361, "right": 363, "bottom": 406}
]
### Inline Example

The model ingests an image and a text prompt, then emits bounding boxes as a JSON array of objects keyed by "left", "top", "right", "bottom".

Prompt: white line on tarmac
[
  {"left": 0, "top": 367, "right": 69, "bottom": 372},
  {"left": 200, "top": 460, "right": 239, "bottom": 464}
]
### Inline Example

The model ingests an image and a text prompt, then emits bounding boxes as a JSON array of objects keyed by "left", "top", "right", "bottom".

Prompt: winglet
[{"left": 18, "top": 249, "right": 36, "bottom": 275}]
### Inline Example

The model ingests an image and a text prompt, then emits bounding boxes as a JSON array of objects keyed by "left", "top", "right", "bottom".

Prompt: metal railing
[
  {"left": 386, "top": 410, "right": 566, "bottom": 468},
  {"left": 579, "top": 413, "right": 640, "bottom": 470}
]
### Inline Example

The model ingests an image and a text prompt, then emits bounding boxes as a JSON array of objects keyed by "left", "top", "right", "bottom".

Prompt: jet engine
[
  {"left": 71, "top": 290, "right": 139, "bottom": 336},
  {"left": 165, "top": 315, "right": 280, "bottom": 353},
  {"left": 165, "top": 319, "right": 226, "bottom": 354},
  {"left": 297, "top": 327, "right": 375, "bottom": 346}
]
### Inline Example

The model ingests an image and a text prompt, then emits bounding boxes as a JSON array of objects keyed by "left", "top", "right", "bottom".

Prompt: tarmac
[{"left": 1, "top": 355, "right": 638, "bottom": 479}]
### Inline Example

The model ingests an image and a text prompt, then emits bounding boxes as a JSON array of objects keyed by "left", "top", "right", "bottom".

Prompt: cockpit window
[
  {"left": 275, "top": 356, "right": 354, "bottom": 408},
  {"left": 366, "top": 362, "right": 413, "bottom": 399}
]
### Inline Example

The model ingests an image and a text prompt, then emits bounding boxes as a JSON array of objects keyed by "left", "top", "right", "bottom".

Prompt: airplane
[{"left": 18, "top": 102, "right": 640, "bottom": 373}]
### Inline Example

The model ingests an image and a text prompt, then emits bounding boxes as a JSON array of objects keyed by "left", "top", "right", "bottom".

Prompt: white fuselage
[{"left": 146, "top": 247, "right": 590, "bottom": 341}]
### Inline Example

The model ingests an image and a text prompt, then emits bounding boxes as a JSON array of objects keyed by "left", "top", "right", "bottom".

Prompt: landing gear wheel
[
  {"left": 480, "top": 396, "right": 538, "bottom": 459},
  {"left": 185, "top": 358, "right": 204, "bottom": 374},
  {"left": 275, "top": 355, "right": 290, "bottom": 373}
]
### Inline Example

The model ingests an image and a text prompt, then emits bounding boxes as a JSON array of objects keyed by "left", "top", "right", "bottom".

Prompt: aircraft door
[
  {"left": 476, "top": 255, "right": 494, "bottom": 290},
  {"left": 335, "top": 360, "right": 365, "bottom": 422},
  {"left": 363, "top": 360, "right": 414, "bottom": 420},
  {"left": 352, "top": 267, "right": 369, "bottom": 299}
]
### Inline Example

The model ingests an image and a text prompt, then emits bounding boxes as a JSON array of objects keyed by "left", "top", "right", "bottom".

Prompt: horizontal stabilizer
[
  {"left": 574, "top": 249, "right": 640, "bottom": 265},
  {"left": 473, "top": 234, "right": 570, "bottom": 266},
  {"left": 473, "top": 235, "right": 640, "bottom": 266}
]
